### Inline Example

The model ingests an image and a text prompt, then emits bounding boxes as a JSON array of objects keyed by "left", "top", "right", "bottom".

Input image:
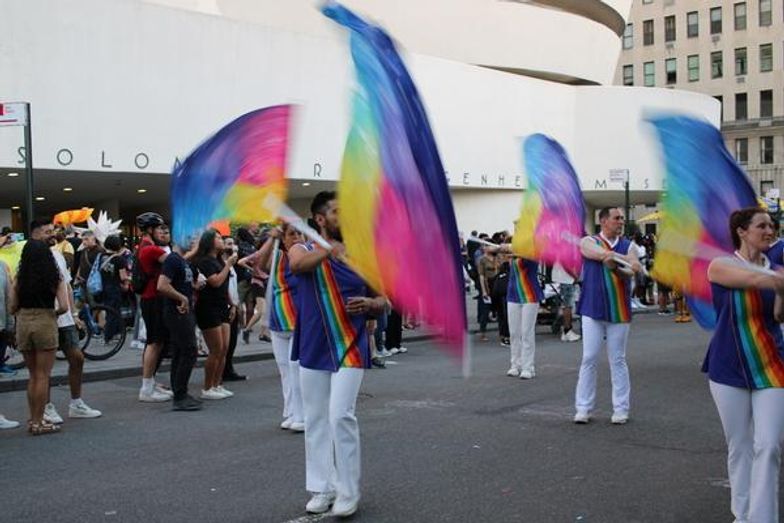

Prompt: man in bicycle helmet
[
  {"left": 30, "top": 219, "right": 102, "bottom": 424},
  {"left": 135, "top": 212, "right": 174, "bottom": 402}
]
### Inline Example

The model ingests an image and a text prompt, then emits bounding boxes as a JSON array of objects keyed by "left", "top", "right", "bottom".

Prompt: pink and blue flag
[
  {"left": 171, "top": 105, "right": 293, "bottom": 246},
  {"left": 648, "top": 115, "right": 757, "bottom": 329},
  {"left": 323, "top": 2, "right": 467, "bottom": 353}
]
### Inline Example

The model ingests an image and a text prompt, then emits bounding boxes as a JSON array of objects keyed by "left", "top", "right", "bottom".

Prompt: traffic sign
[{"left": 0, "top": 102, "right": 28, "bottom": 127}]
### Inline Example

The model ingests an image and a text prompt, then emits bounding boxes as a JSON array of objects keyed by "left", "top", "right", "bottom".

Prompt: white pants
[
  {"left": 300, "top": 366, "right": 364, "bottom": 500},
  {"left": 507, "top": 302, "right": 539, "bottom": 372},
  {"left": 574, "top": 316, "right": 631, "bottom": 415},
  {"left": 270, "top": 331, "right": 303, "bottom": 423},
  {"left": 710, "top": 381, "right": 784, "bottom": 523}
]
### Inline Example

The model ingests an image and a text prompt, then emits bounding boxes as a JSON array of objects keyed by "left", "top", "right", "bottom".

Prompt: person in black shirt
[
  {"left": 158, "top": 242, "right": 204, "bottom": 411},
  {"left": 9, "top": 238, "right": 69, "bottom": 435},
  {"left": 194, "top": 229, "right": 238, "bottom": 400},
  {"left": 100, "top": 235, "right": 129, "bottom": 342}
]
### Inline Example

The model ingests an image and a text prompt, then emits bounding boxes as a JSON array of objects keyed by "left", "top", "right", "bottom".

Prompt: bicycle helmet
[{"left": 136, "top": 212, "right": 165, "bottom": 230}]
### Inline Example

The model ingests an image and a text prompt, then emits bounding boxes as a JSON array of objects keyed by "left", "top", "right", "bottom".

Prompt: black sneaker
[
  {"left": 173, "top": 396, "right": 203, "bottom": 411},
  {"left": 242, "top": 330, "right": 250, "bottom": 344},
  {"left": 371, "top": 357, "right": 386, "bottom": 369},
  {"left": 223, "top": 373, "right": 247, "bottom": 382}
]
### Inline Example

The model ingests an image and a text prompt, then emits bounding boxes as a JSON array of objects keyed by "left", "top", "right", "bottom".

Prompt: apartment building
[{"left": 615, "top": 0, "right": 784, "bottom": 196}]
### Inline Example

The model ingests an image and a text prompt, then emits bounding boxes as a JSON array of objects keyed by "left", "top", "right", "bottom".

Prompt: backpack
[
  {"left": 86, "top": 253, "right": 103, "bottom": 296},
  {"left": 130, "top": 252, "right": 148, "bottom": 295}
]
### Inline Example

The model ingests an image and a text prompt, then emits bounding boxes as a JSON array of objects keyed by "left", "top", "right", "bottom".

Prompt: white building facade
[{"left": 0, "top": 0, "right": 719, "bottom": 234}]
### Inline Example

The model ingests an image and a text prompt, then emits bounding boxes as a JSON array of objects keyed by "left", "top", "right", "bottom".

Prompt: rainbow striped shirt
[
  {"left": 268, "top": 249, "right": 297, "bottom": 333},
  {"left": 704, "top": 280, "right": 784, "bottom": 389},
  {"left": 576, "top": 235, "right": 632, "bottom": 323},
  {"left": 507, "top": 258, "right": 544, "bottom": 304}
]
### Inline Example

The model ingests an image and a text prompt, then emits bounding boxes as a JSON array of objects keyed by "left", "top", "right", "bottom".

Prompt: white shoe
[
  {"left": 574, "top": 412, "right": 591, "bottom": 424},
  {"left": 611, "top": 412, "right": 629, "bottom": 425},
  {"left": 280, "top": 418, "right": 293, "bottom": 430},
  {"left": 44, "top": 403, "right": 64, "bottom": 424},
  {"left": 519, "top": 370, "right": 535, "bottom": 380},
  {"left": 306, "top": 492, "right": 336, "bottom": 514},
  {"left": 332, "top": 496, "right": 360, "bottom": 517},
  {"left": 379, "top": 349, "right": 393, "bottom": 358},
  {"left": 139, "top": 390, "right": 171, "bottom": 403},
  {"left": 506, "top": 367, "right": 521, "bottom": 377},
  {"left": 397, "top": 347, "right": 408, "bottom": 354},
  {"left": 289, "top": 421, "right": 305, "bottom": 432},
  {"left": 154, "top": 384, "right": 174, "bottom": 398},
  {"left": 200, "top": 388, "right": 225, "bottom": 400},
  {"left": 215, "top": 386, "right": 234, "bottom": 398},
  {"left": 68, "top": 399, "right": 102, "bottom": 419},
  {"left": 561, "top": 330, "right": 582, "bottom": 342},
  {"left": 389, "top": 347, "right": 400, "bottom": 355},
  {"left": 0, "top": 415, "right": 20, "bottom": 430}
]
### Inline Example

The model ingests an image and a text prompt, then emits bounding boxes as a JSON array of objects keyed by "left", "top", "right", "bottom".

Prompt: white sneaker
[
  {"left": 280, "top": 418, "right": 293, "bottom": 430},
  {"left": 215, "top": 386, "right": 234, "bottom": 398},
  {"left": 139, "top": 389, "right": 171, "bottom": 403},
  {"left": 506, "top": 367, "right": 521, "bottom": 377},
  {"left": 389, "top": 347, "right": 400, "bottom": 355},
  {"left": 561, "top": 330, "right": 582, "bottom": 342},
  {"left": 397, "top": 347, "right": 408, "bottom": 354},
  {"left": 331, "top": 496, "right": 360, "bottom": 517},
  {"left": 306, "top": 492, "right": 336, "bottom": 514},
  {"left": 574, "top": 412, "right": 591, "bottom": 424},
  {"left": 68, "top": 399, "right": 102, "bottom": 419},
  {"left": 0, "top": 415, "right": 20, "bottom": 430},
  {"left": 519, "top": 369, "right": 535, "bottom": 380},
  {"left": 44, "top": 403, "right": 64, "bottom": 424},
  {"left": 289, "top": 421, "right": 305, "bottom": 432},
  {"left": 200, "top": 388, "right": 225, "bottom": 400},
  {"left": 155, "top": 384, "right": 174, "bottom": 398},
  {"left": 379, "top": 349, "right": 393, "bottom": 358},
  {"left": 611, "top": 412, "right": 629, "bottom": 425}
]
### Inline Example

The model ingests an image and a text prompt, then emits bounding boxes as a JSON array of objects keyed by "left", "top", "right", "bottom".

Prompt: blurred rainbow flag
[
  {"left": 648, "top": 115, "right": 757, "bottom": 329},
  {"left": 323, "top": 2, "right": 467, "bottom": 354},
  {"left": 512, "top": 134, "right": 585, "bottom": 273},
  {"left": 171, "top": 105, "right": 293, "bottom": 246}
]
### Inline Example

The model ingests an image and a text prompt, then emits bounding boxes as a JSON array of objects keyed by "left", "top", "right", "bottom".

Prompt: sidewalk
[{"left": 0, "top": 295, "right": 658, "bottom": 393}]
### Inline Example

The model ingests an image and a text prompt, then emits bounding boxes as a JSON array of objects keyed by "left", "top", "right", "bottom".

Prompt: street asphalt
[{"left": 1, "top": 314, "right": 780, "bottom": 522}]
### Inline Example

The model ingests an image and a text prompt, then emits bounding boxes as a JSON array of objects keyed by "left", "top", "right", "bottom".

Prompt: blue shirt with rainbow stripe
[
  {"left": 268, "top": 249, "right": 298, "bottom": 333},
  {"left": 506, "top": 258, "right": 544, "bottom": 304},
  {"left": 576, "top": 235, "right": 632, "bottom": 323},
  {"left": 703, "top": 266, "right": 784, "bottom": 390},
  {"left": 291, "top": 243, "right": 371, "bottom": 372}
]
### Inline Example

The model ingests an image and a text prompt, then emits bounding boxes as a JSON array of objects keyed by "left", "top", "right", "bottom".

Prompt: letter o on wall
[
  {"left": 134, "top": 152, "right": 150, "bottom": 170},
  {"left": 56, "top": 148, "right": 73, "bottom": 166}
]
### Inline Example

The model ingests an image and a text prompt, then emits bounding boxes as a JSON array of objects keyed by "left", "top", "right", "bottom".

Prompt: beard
[{"left": 326, "top": 226, "right": 343, "bottom": 243}]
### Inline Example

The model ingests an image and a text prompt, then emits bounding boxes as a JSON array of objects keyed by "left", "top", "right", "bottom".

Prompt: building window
[
  {"left": 735, "top": 47, "right": 747, "bottom": 75},
  {"left": 688, "top": 55, "right": 700, "bottom": 81},
  {"left": 665, "top": 15, "right": 676, "bottom": 42},
  {"left": 760, "top": 44, "right": 773, "bottom": 72},
  {"left": 761, "top": 180, "right": 775, "bottom": 195},
  {"left": 735, "top": 93, "right": 748, "bottom": 120},
  {"left": 734, "top": 2, "right": 747, "bottom": 30},
  {"left": 623, "top": 65, "right": 634, "bottom": 86},
  {"left": 715, "top": 96, "right": 724, "bottom": 121},
  {"left": 711, "top": 51, "right": 723, "bottom": 78},
  {"left": 644, "top": 61, "right": 655, "bottom": 87},
  {"left": 710, "top": 7, "right": 722, "bottom": 34},
  {"left": 736, "top": 138, "right": 748, "bottom": 164},
  {"left": 642, "top": 0, "right": 653, "bottom": 3},
  {"left": 759, "top": 0, "right": 772, "bottom": 26},
  {"left": 623, "top": 23, "right": 633, "bottom": 49},
  {"left": 761, "top": 90, "right": 773, "bottom": 118},
  {"left": 687, "top": 11, "right": 699, "bottom": 37},
  {"left": 665, "top": 58, "right": 677, "bottom": 84},
  {"left": 643, "top": 19, "right": 654, "bottom": 46},
  {"left": 761, "top": 136, "right": 774, "bottom": 164}
]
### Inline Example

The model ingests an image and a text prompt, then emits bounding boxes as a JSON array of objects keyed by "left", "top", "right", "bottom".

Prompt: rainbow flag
[
  {"left": 648, "top": 116, "right": 757, "bottom": 329},
  {"left": 171, "top": 105, "right": 293, "bottom": 246},
  {"left": 323, "top": 3, "right": 466, "bottom": 353},
  {"left": 512, "top": 134, "right": 585, "bottom": 274}
]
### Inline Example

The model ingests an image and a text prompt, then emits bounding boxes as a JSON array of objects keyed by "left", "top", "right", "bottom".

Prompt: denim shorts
[{"left": 559, "top": 283, "right": 578, "bottom": 308}]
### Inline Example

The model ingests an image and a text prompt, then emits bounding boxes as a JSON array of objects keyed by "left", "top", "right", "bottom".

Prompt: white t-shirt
[{"left": 52, "top": 248, "right": 75, "bottom": 328}]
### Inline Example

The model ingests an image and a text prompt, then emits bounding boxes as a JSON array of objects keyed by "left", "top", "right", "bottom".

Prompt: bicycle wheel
[
  {"left": 82, "top": 305, "right": 127, "bottom": 360},
  {"left": 4, "top": 345, "right": 26, "bottom": 370}
]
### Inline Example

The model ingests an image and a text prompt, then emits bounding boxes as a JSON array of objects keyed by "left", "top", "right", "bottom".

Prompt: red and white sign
[{"left": 0, "top": 102, "right": 28, "bottom": 127}]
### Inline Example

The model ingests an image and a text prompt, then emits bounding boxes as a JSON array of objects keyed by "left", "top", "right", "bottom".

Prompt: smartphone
[{"left": 10, "top": 233, "right": 24, "bottom": 242}]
